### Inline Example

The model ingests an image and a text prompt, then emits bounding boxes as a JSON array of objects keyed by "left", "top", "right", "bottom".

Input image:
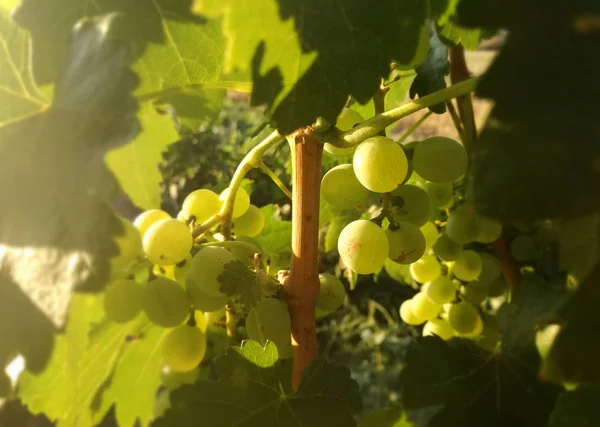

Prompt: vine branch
[{"left": 259, "top": 162, "right": 293, "bottom": 200}]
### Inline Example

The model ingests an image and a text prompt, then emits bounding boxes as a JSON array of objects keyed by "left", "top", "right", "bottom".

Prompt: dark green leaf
[
  {"left": 548, "top": 386, "right": 600, "bottom": 427},
  {"left": 409, "top": 32, "right": 449, "bottom": 114}
]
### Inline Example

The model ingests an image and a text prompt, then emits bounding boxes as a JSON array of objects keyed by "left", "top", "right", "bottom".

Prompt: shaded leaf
[
  {"left": 217, "top": 259, "right": 261, "bottom": 306},
  {"left": 253, "top": 205, "right": 292, "bottom": 273},
  {"left": 548, "top": 386, "right": 600, "bottom": 427},
  {"left": 350, "top": 73, "right": 416, "bottom": 122},
  {"left": 409, "top": 32, "right": 449, "bottom": 114}
]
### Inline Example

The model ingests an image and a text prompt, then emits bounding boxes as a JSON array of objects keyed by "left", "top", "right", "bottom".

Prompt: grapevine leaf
[
  {"left": 548, "top": 386, "right": 600, "bottom": 427},
  {"left": 349, "top": 73, "right": 416, "bottom": 122},
  {"left": 435, "top": 0, "right": 481, "bottom": 50},
  {"left": 154, "top": 340, "right": 361, "bottom": 427},
  {"left": 253, "top": 205, "right": 292, "bottom": 273},
  {"left": 358, "top": 407, "right": 414, "bottom": 427},
  {"left": 409, "top": 32, "right": 449, "bottom": 114},
  {"left": 217, "top": 259, "right": 261, "bottom": 306}
]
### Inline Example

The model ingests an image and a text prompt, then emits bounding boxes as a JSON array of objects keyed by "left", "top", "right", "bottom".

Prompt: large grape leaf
[
  {"left": 154, "top": 340, "right": 361, "bottom": 427},
  {"left": 548, "top": 386, "right": 600, "bottom": 427}
]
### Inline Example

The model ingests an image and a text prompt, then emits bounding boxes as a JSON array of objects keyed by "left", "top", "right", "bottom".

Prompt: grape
[
  {"left": 103, "top": 279, "right": 143, "bottom": 323},
  {"left": 0, "top": 371, "right": 11, "bottom": 398},
  {"left": 143, "top": 219, "right": 193, "bottom": 266},
  {"left": 509, "top": 234, "right": 536, "bottom": 261},
  {"left": 452, "top": 250, "right": 482, "bottom": 282},
  {"left": 228, "top": 238, "right": 262, "bottom": 264},
  {"left": 229, "top": 204, "right": 264, "bottom": 237},
  {"left": 187, "top": 286, "right": 228, "bottom": 313},
  {"left": 246, "top": 298, "right": 292, "bottom": 359},
  {"left": 420, "top": 222, "right": 439, "bottom": 250},
  {"left": 142, "top": 277, "right": 190, "bottom": 328},
  {"left": 338, "top": 220, "right": 389, "bottom": 274},
  {"left": 389, "top": 185, "right": 431, "bottom": 227},
  {"left": 220, "top": 187, "right": 250, "bottom": 219},
  {"left": 173, "top": 255, "right": 193, "bottom": 285},
  {"left": 352, "top": 136, "right": 408, "bottom": 193},
  {"left": 399, "top": 299, "right": 424, "bottom": 325},
  {"left": 411, "top": 292, "right": 442, "bottom": 321},
  {"left": 110, "top": 217, "right": 143, "bottom": 279},
  {"left": 316, "top": 274, "right": 346, "bottom": 312},
  {"left": 186, "top": 246, "right": 235, "bottom": 298},
  {"left": 447, "top": 302, "right": 482, "bottom": 335},
  {"left": 384, "top": 259, "right": 412, "bottom": 283},
  {"left": 409, "top": 254, "right": 441, "bottom": 283},
  {"left": 422, "top": 318, "right": 455, "bottom": 340},
  {"left": 134, "top": 209, "right": 171, "bottom": 238},
  {"left": 194, "top": 310, "right": 208, "bottom": 332},
  {"left": 476, "top": 216, "right": 502, "bottom": 243},
  {"left": 459, "top": 283, "right": 487, "bottom": 305},
  {"left": 433, "top": 233, "right": 462, "bottom": 261},
  {"left": 478, "top": 252, "right": 502, "bottom": 284},
  {"left": 476, "top": 315, "right": 501, "bottom": 352},
  {"left": 181, "top": 189, "right": 221, "bottom": 224},
  {"left": 162, "top": 324, "right": 207, "bottom": 372},
  {"left": 446, "top": 205, "right": 481, "bottom": 244},
  {"left": 386, "top": 222, "right": 426, "bottom": 264},
  {"left": 154, "top": 264, "right": 176, "bottom": 280},
  {"left": 321, "top": 164, "right": 369, "bottom": 210},
  {"left": 395, "top": 26, "right": 430, "bottom": 70},
  {"left": 425, "top": 182, "right": 454, "bottom": 209},
  {"left": 324, "top": 108, "right": 364, "bottom": 156},
  {"left": 425, "top": 276, "right": 456, "bottom": 304},
  {"left": 412, "top": 137, "right": 468, "bottom": 183},
  {"left": 488, "top": 277, "right": 508, "bottom": 297}
]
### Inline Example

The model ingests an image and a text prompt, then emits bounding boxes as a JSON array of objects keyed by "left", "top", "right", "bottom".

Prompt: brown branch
[{"left": 449, "top": 45, "right": 476, "bottom": 152}]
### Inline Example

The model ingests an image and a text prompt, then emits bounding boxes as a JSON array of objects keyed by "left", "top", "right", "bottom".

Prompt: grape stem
[
  {"left": 397, "top": 110, "right": 433, "bottom": 143},
  {"left": 258, "top": 162, "right": 293, "bottom": 200},
  {"left": 445, "top": 100, "right": 465, "bottom": 142},
  {"left": 373, "top": 80, "right": 389, "bottom": 137}
]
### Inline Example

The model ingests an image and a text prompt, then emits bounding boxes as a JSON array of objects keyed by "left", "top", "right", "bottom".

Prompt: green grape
[
  {"left": 206, "top": 307, "right": 227, "bottom": 326},
  {"left": 142, "top": 277, "right": 190, "bottom": 328},
  {"left": 425, "top": 276, "right": 456, "bottom": 304},
  {"left": 220, "top": 187, "right": 250, "bottom": 219},
  {"left": 109, "top": 217, "right": 143, "bottom": 279},
  {"left": 324, "top": 108, "right": 364, "bottom": 156},
  {"left": 181, "top": 189, "right": 221, "bottom": 224},
  {"left": 103, "top": 279, "right": 143, "bottom": 323},
  {"left": 231, "top": 205, "right": 265, "bottom": 237},
  {"left": 412, "top": 137, "right": 468, "bottom": 183},
  {"left": 404, "top": 170, "right": 426, "bottom": 188},
  {"left": 338, "top": 220, "right": 389, "bottom": 274},
  {"left": 452, "top": 250, "right": 482, "bottom": 281},
  {"left": 134, "top": 209, "right": 171, "bottom": 237},
  {"left": 399, "top": 299, "right": 425, "bottom": 325},
  {"left": 187, "top": 286, "right": 228, "bottom": 312},
  {"left": 422, "top": 318, "right": 455, "bottom": 340},
  {"left": 153, "top": 264, "right": 176, "bottom": 280},
  {"left": 228, "top": 238, "right": 262, "bottom": 264},
  {"left": 246, "top": 298, "right": 293, "bottom": 359},
  {"left": 389, "top": 185, "right": 431, "bottom": 227},
  {"left": 186, "top": 246, "right": 235, "bottom": 298},
  {"left": 478, "top": 252, "right": 502, "bottom": 284},
  {"left": 384, "top": 259, "right": 412, "bottom": 284},
  {"left": 411, "top": 292, "right": 442, "bottom": 321},
  {"left": 447, "top": 302, "right": 481, "bottom": 335},
  {"left": 424, "top": 182, "right": 454, "bottom": 209},
  {"left": 395, "top": 26, "right": 430, "bottom": 70},
  {"left": 0, "top": 371, "right": 11, "bottom": 398},
  {"left": 162, "top": 324, "right": 207, "bottom": 372},
  {"left": 321, "top": 164, "right": 369, "bottom": 210},
  {"left": 143, "top": 219, "right": 193, "bottom": 266},
  {"left": 386, "top": 222, "right": 426, "bottom": 264},
  {"left": 409, "top": 254, "right": 441, "bottom": 283},
  {"left": 459, "top": 283, "right": 487, "bottom": 305},
  {"left": 446, "top": 205, "right": 481, "bottom": 244},
  {"left": 420, "top": 222, "right": 439, "bottom": 250},
  {"left": 488, "top": 277, "right": 509, "bottom": 297},
  {"left": 352, "top": 136, "right": 408, "bottom": 193},
  {"left": 462, "top": 314, "right": 484, "bottom": 338},
  {"left": 433, "top": 233, "right": 462, "bottom": 261},
  {"left": 476, "top": 216, "right": 502, "bottom": 243},
  {"left": 316, "top": 273, "right": 346, "bottom": 312},
  {"left": 476, "top": 315, "right": 501, "bottom": 352},
  {"left": 173, "top": 254, "right": 193, "bottom": 285},
  {"left": 194, "top": 310, "right": 208, "bottom": 332},
  {"left": 509, "top": 234, "right": 536, "bottom": 261}
]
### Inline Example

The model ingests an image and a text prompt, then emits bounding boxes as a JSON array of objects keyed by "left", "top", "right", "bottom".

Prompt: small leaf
[
  {"left": 217, "top": 259, "right": 261, "bottom": 306},
  {"left": 409, "top": 32, "right": 449, "bottom": 114}
]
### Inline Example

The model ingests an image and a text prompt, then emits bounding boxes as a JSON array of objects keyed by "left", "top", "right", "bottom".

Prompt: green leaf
[
  {"left": 253, "top": 205, "right": 292, "bottom": 273},
  {"left": 548, "top": 386, "right": 600, "bottom": 427},
  {"left": 438, "top": 22, "right": 481, "bottom": 50},
  {"left": 359, "top": 407, "right": 414, "bottom": 427},
  {"left": 217, "top": 259, "right": 261, "bottom": 305},
  {"left": 350, "top": 73, "right": 417, "bottom": 121},
  {"left": 154, "top": 340, "right": 361, "bottom": 427}
]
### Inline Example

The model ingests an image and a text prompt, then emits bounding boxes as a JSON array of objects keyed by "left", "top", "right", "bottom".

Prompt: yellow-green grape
[
  {"left": 389, "top": 185, "right": 431, "bottom": 227},
  {"left": 423, "top": 318, "right": 455, "bottom": 340},
  {"left": 206, "top": 307, "right": 226, "bottom": 326},
  {"left": 187, "top": 286, "right": 227, "bottom": 313},
  {"left": 420, "top": 222, "right": 439, "bottom": 250},
  {"left": 411, "top": 292, "right": 442, "bottom": 321},
  {"left": 103, "top": 279, "right": 143, "bottom": 323},
  {"left": 409, "top": 254, "right": 441, "bottom": 283},
  {"left": 173, "top": 254, "right": 193, "bottom": 285},
  {"left": 220, "top": 187, "right": 250, "bottom": 219},
  {"left": 324, "top": 108, "right": 364, "bottom": 156},
  {"left": 153, "top": 264, "right": 176, "bottom": 280},
  {"left": 395, "top": 26, "right": 430, "bottom": 70},
  {"left": 509, "top": 234, "right": 536, "bottom": 262},
  {"left": 433, "top": 233, "right": 462, "bottom": 261},
  {"left": 384, "top": 259, "right": 413, "bottom": 283},
  {"left": 425, "top": 276, "right": 456, "bottom": 305},
  {"left": 488, "top": 277, "right": 509, "bottom": 297},
  {"left": 478, "top": 252, "right": 502, "bottom": 284},
  {"left": 316, "top": 273, "right": 346, "bottom": 313},
  {"left": 246, "top": 298, "right": 293, "bottom": 359},
  {"left": 424, "top": 182, "right": 454, "bottom": 209},
  {"left": 446, "top": 205, "right": 481, "bottom": 244},
  {"left": 459, "top": 283, "right": 487, "bottom": 305},
  {"left": 231, "top": 205, "right": 265, "bottom": 237},
  {"left": 476, "top": 315, "right": 501, "bottom": 352},
  {"left": 476, "top": 216, "right": 502, "bottom": 243},
  {"left": 228, "top": 238, "right": 262, "bottom": 264},
  {"left": 461, "top": 313, "right": 484, "bottom": 338},
  {"left": 162, "top": 323, "right": 207, "bottom": 372},
  {"left": 194, "top": 310, "right": 208, "bottom": 332},
  {"left": 142, "top": 277, "right": 189, "bottom": 327},
  {"left": 412, "top": 137, "right": 468, "bottom": 183},
  {"left": 447, "top": 302, "right": 482, "bottom": 335},
  {"left": 321, "top": 164, "right": 369, "bottom": 210},
  {"left": 110, "top": 217, "right": 143, "bottom": 279},
  {"left": 404, "top": 170, "right": 426, "bottom": 188},
  {"left": 143, "top": 219, "right": 193, "bottom": 266},
  {"left": 452, "top": 250, "right": 482, "bottom": 282},
  {"left": 134, "top": 209, "right": 171, "bottom": 237},
  {"left": 399, "top": 299, "right": 424, "bottom": 325},
  {"left": 386, "top": 222, "right": 426, "bottom": 265},
  {"left": 186, "top": 246, "right": 235, "bottom": 298},
  {"left": 181, "top": 189, "right": 221, "bottom": 224},
  {"left": 338, "top": 220, "right": 389, "bottom": 274},
  {"left": 352, "top": 136, "right": 408, "bottom": 193},
  {"left": 0, "top": 371, "right": 11, "bottom": 398}
]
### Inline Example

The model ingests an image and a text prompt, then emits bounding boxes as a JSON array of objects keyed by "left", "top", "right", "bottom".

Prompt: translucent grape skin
[
  {"left": 433, "top": 233, "right": 463, "bottom": 261},
  {"left": 220, "top": 187, "right": 250, "bottom": 219},
  {"left": 181, "top": 189, "right": 221, "bottom": 224},
  {"left": 411, "top": 292, "right": 442, "bottom": 321},
  {"left": 352, "top": 136, "right": 408, "bottom": 193},
  {"left": 386, "top": 222, "right": 426, "bottom": 264},
  {"left": 246, "top": 298, "right": 293, "bottom": 359},
  {"left": 425, "top": 181, "right": 454, "bottom": 209},
  {"left": 143, "top": 218, "right": 193, "bottom": 266},
  {"left": 186, "top": 246, "right": 235, "bottom": 300},
  {"left": 409, "top": 254, "right": 441, "bottom": 283},
  {"left": 142, "top": 277, "right": 190, "bottom": 328},
  {"left": 134, "top": 209, "right": 171, "bottom": 237},
  {"left": 338, "top": 220, "right": 389, "bottom": 274},
  {"left": 321, "top": 164, "right": 369, "bottom": 210},
  {"left": 324, "top": 108, "right": 364, "bottom": 156},
  {"left": 162, "top": 324, "right": 207, "bottom": 372},
  {"left": 412, "top": 137, "right": 468, "bottom": 183},
  {"left": 420, "top": 222, "right": 439, "bottom": 250},
  {"left": 232, "top": 205, "right": 265, "bottom": 237},
  {"left": 478, "top": 252, "right": 502, "bottom": 284},
  {"left": 103, "top": 279, "right": 143, "bottom": 323},
  {"left": 423, "top": 318, "right": 455, "bottom": 340},
  {"left": 452, "top": 250, "right": 482, "bottom": 282},
  {"left": 447, "top": 302, "right": 481, "bottom": 335},
  {"left": 316, "top": 274, "right": 346, "bottom": 313},
  {"left": 459, "top": 283, "right": 487, "bottom": 305},
  {"left": 389, "top": 185, "right": 431, "bottom": 227},
  {"left": 446, "top": 205, "right": 481, "bottom": 244},
  {"left": 399, "top": 299, "right": 424, "bottom": 325},
  {"left": 476, "top": 216, "right": 502, "bottom": 243},
  {"left": 510, "top": 234, "right": 536, "bottom": 262},
  {"left": 173, "top": 254, "right": 193, "bottom": 285},
  {"left": 425, "top": 276, "right": 456, "bottom": 305}
]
